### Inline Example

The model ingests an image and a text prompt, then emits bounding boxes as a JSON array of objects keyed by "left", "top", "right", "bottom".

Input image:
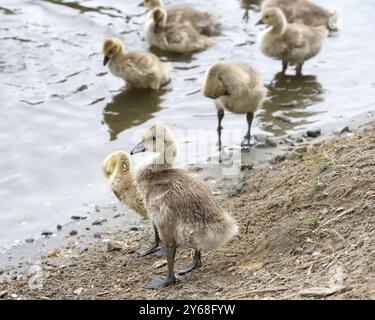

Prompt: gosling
[
  {"left": 130, "top": 124, "right": 239, "bottom": 288},
  {"left": 257, "top": 8, "right": 328, "bottom": 76},
  {"left": 144, "top": 8, "right": 215, "bottom": 53},
  {"left": 261, "top": 0, "right": 339, "bottom": 30},
  {"left": 143, "top": 0, "right": 221, "bottom": 36},
  {"left": 202, "top": 61, "right": 267, "bottom": 147},
  {"left": 102, "top": 151, "right": 163, "bottom": 257},
  {"left": 103, "top": 37, "right": 172, "bottom": 90}
]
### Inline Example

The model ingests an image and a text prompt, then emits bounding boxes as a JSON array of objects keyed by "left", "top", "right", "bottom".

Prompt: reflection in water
[
  {"left": 102, "top": 88, "right": 166, "bottom": 141},
  {"left": 258, "top": 73, "right": 325, "bottom": 135}
]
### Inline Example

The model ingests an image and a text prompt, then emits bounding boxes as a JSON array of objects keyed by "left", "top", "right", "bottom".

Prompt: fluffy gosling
[
  {"left": 103, "top": 37, "right": 172, "bottom": 90},
  {"left": 257, "top": 8, "right": 328, "bottom": 75},
  {"left": 202, "top": 60, "right": 267, "bottom": 147},
  {"left": 130, "top": 123, "right": 239, "bottom": 288},
  {"left": 261, "top": 0, "right": 339, "bottom": 30},
  {"left": 143, "top": 0, "right": 221, "bottom": 35},
  {"left": 144, "top": 8, "right": 215, "bottom": 53},
  {"left": 102, "top": 151, "right": 162, "bottom": 257}
]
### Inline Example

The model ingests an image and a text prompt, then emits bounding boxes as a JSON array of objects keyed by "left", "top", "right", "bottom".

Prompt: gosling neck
[
  {"left": 148, "top": 143, "right": 178, "bottom": 171},
  {"left": 269, "top": 17, "right": 287, "bottom": 35}
]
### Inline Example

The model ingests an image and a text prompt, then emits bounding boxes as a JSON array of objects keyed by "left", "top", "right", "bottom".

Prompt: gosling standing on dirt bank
[
  {"left": 257, "top": 8, "right": 328, "bottom": 75},
  {"left": 144, "top": 8, "right": 215, "bottom": 53},
  {"left": 202, "top": 61, "right": 267, "bottom": 147},
  {"left": 143, "top": 0, "right": 221, "bottom": 36},
  {"left": 102, "top": 37, "right": 172, "bottom": 90},
  {"left": 131, "top": 123, "right": 239, "bottom": 288},
  {"left": 102, "top": 151, "right": 163, "bottom": 257}
]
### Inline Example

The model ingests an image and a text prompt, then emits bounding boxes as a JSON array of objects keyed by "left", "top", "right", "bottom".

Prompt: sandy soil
[{"left": 1, "top": 126, "right": 375, "bottom": 300}]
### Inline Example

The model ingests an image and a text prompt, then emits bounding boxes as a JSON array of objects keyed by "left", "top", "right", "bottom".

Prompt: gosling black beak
[
  {"left": 153, "top": 24, "right": 161, "bottom": 34},
  {"left": 255, "top": 19, "right": 264, "bottom": 26},
  {"left": 130, "top": 141, "right": 146, "bottom": 155},
  {"left": 103, "top": 56, "right": 109, "bottom": 66}
]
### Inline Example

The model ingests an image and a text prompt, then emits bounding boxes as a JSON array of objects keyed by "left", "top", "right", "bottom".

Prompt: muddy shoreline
[{"left": 1, "top": 111, "right": 375, "bottom": 300}]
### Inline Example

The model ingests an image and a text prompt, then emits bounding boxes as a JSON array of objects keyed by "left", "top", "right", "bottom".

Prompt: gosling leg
[
  {"left": 138, "top": 224, "right": 162, "bottom": 257},
  {"left": 177, "top": 249, "right": 202, "bottom": 275},
  {"left": 282, "top": 60, "right": 288, "bottom": 74},
  {"left": 217, "top": 108, "right": 224, "bottom": 151},
  {"left": 146, "top": 245, "right": 176, "bottom": 289},
  {"left": 241, "top": 112, "right": 254, "bottom": 147},
  {"left": 296, "top": 63, "right": 303, "bottom": 76}
]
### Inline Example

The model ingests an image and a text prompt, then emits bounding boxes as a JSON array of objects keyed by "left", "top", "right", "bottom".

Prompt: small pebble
[
  {"left": 92, "top": 219, "right": 107, "bottom": 226},
  {"left": 41, "top": 231, "right": 53, "bottom": 237},
  {"left": 57, "top": 225, "right": 62, "bottom": 231},
  {"left": 306, "top": 129, "right": 321, "bottom": 138},
  {"left": 71, "top": 216, "right": 81, "bottom": 220},
  {"left": 69, "top": 230, "right": 78, "bottom": 236},
  {"left": 25, "top": 238, "right": 35, "bottom": 244},
  {"left": 0, "top": 290, "right": 8, "bottom": 299},
  {"left": 95, "top": 205, "right": 101, "bottom": 212},
  {"left": 130, "top": 227, "right": 139, "bottom": 231},
  {"left": 93, "top": 233, "right": 101, "bottom": 239}
]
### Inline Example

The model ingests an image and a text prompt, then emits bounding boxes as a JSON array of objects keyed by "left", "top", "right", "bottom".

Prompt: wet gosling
[
  {"left": 257, "top": 8, "right": 328, "bottom": 75},
  {"left": 261, "top": 0, "right": 339, "bottom": 30},
  {"left": 144, "top": 8, "right": 215, "bottom": 53},
  {"left": 103, "top": 37, "right": 172, "bottom": 90},
  {"left": 202, "top": 61, "right": 267, "bottom": 147},
  {"left": 131, "top": 124, "right": 239, "bottom": 288},
  {"left": 143, "top": 0, "right": 221, "bottom": 36},
  {"left": 102, "top": 151, "right": 162, "bottom": 256}
]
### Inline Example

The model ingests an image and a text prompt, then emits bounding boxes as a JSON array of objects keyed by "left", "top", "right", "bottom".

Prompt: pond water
[{"left": 0, "top": 0, "right": 374, "bottom": 246}]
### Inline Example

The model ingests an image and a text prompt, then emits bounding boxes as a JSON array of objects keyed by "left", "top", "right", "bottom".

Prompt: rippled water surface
[{"left": 1, "top": 0, "right": 375, "bottom": 245}]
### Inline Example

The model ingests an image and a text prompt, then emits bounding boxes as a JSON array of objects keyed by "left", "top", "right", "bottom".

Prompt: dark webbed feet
[
  {"left": 177, "top": 250, "right": 202, "bottom": 275},
  {"left": 138, "top": 224, "right": 163, "bottom": 257},
  {"left": 145, "top": 275, "right": 176, "bottom": 289}
]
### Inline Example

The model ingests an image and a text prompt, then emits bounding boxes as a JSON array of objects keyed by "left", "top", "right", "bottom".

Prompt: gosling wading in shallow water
[
  {"left": 202, "top": 61, "right": 267, "bottom": 148},
  {"left": 144, "top": 7, "right": 215, "bottom": 53},
  {"left": 102, "top": 37, "right": 172, "bottom": 90},
  {"left": 257, "top": 8, "right": 328, "bottom": 76},
  {"left": 143, "top": 0, "right": 221, "bottom": 36},
  {"left": 102, "top": 151, "right": 163, "bottom": 257},
  {"left": 261, "top": 0, "right": 339, "bottom": 30},
  {"left": 130, "top": 124, "right": 239, "bottom": 288}
]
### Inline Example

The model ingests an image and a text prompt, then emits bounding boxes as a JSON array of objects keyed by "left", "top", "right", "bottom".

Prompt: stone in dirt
[
  {"left": 92, "top": 219, "right": 107, "bottom": 226},
  {"left": 153, "top": 260, "right": 167, "bottom": 269},
  {"left": 73, "top": 287, "right": 84, "bottom": 296},
  {"left": 69, "top": 230, "right": 78, "bottom": 236},
  {"left": 41, "top": 231, "right": 53, "bottom": 236},
  {"left": 0, "top": 291, "right": 8, "bottom": 299},
  {"left": 57, "top": 224, "right": 62, "bottom": 230},
  {"left": 306, "top": 129, "right": 321, "bottom": 138},
  {"left": 25, "top": 238, "right": 35, "bottom": 244}
]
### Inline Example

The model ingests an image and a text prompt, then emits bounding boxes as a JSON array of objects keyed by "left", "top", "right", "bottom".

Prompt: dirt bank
[{"left": 1, "top": 125, "right": 375, "bottom": 300}]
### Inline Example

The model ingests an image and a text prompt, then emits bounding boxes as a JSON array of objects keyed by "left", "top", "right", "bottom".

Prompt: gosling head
[
  {"left": 256, "top": 8, "right": 286, "bottom": 27},
  {"left": 202, "top": 62, "right": 229, "bottom": 99},
  {"left": 102, "top": 151, "right": 131, "bottom": 179},
  {"left": 143, "top": 0, "right": 163, "bottom": 10},
  {"left": 103, "top": 37, "right": 124, "bottom": 66},
  {"left": 152, "top": 7, "right": 167, "bottom": 33},
  {"left": 130, "top": 123, "right": 177, "bottom": 166}
]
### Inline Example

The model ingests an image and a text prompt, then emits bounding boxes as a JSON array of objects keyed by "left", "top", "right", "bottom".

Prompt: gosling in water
[
  {"left": 102, "top": 151, "right": 163, "bottom": 257},
  {"left": 102, "top": 37, "right": 172, "bottom": 90},
  {"left": 261, "top": 0, "right": 339, "bottom": 31},
  {"left": 130, "top": 124, "right": 239, "bottom": 288},
  {"left": 257, "top": 8, "right": 328, "bottom": 76},
  {"left": 202, "top": 60, "right": 267, "bottom": 147},
  {"left": 144, "top": 8, "right": 215, "bottom": 53},
  {"left": 143, "top": 0, "right": 221, "bottom": 36}
]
